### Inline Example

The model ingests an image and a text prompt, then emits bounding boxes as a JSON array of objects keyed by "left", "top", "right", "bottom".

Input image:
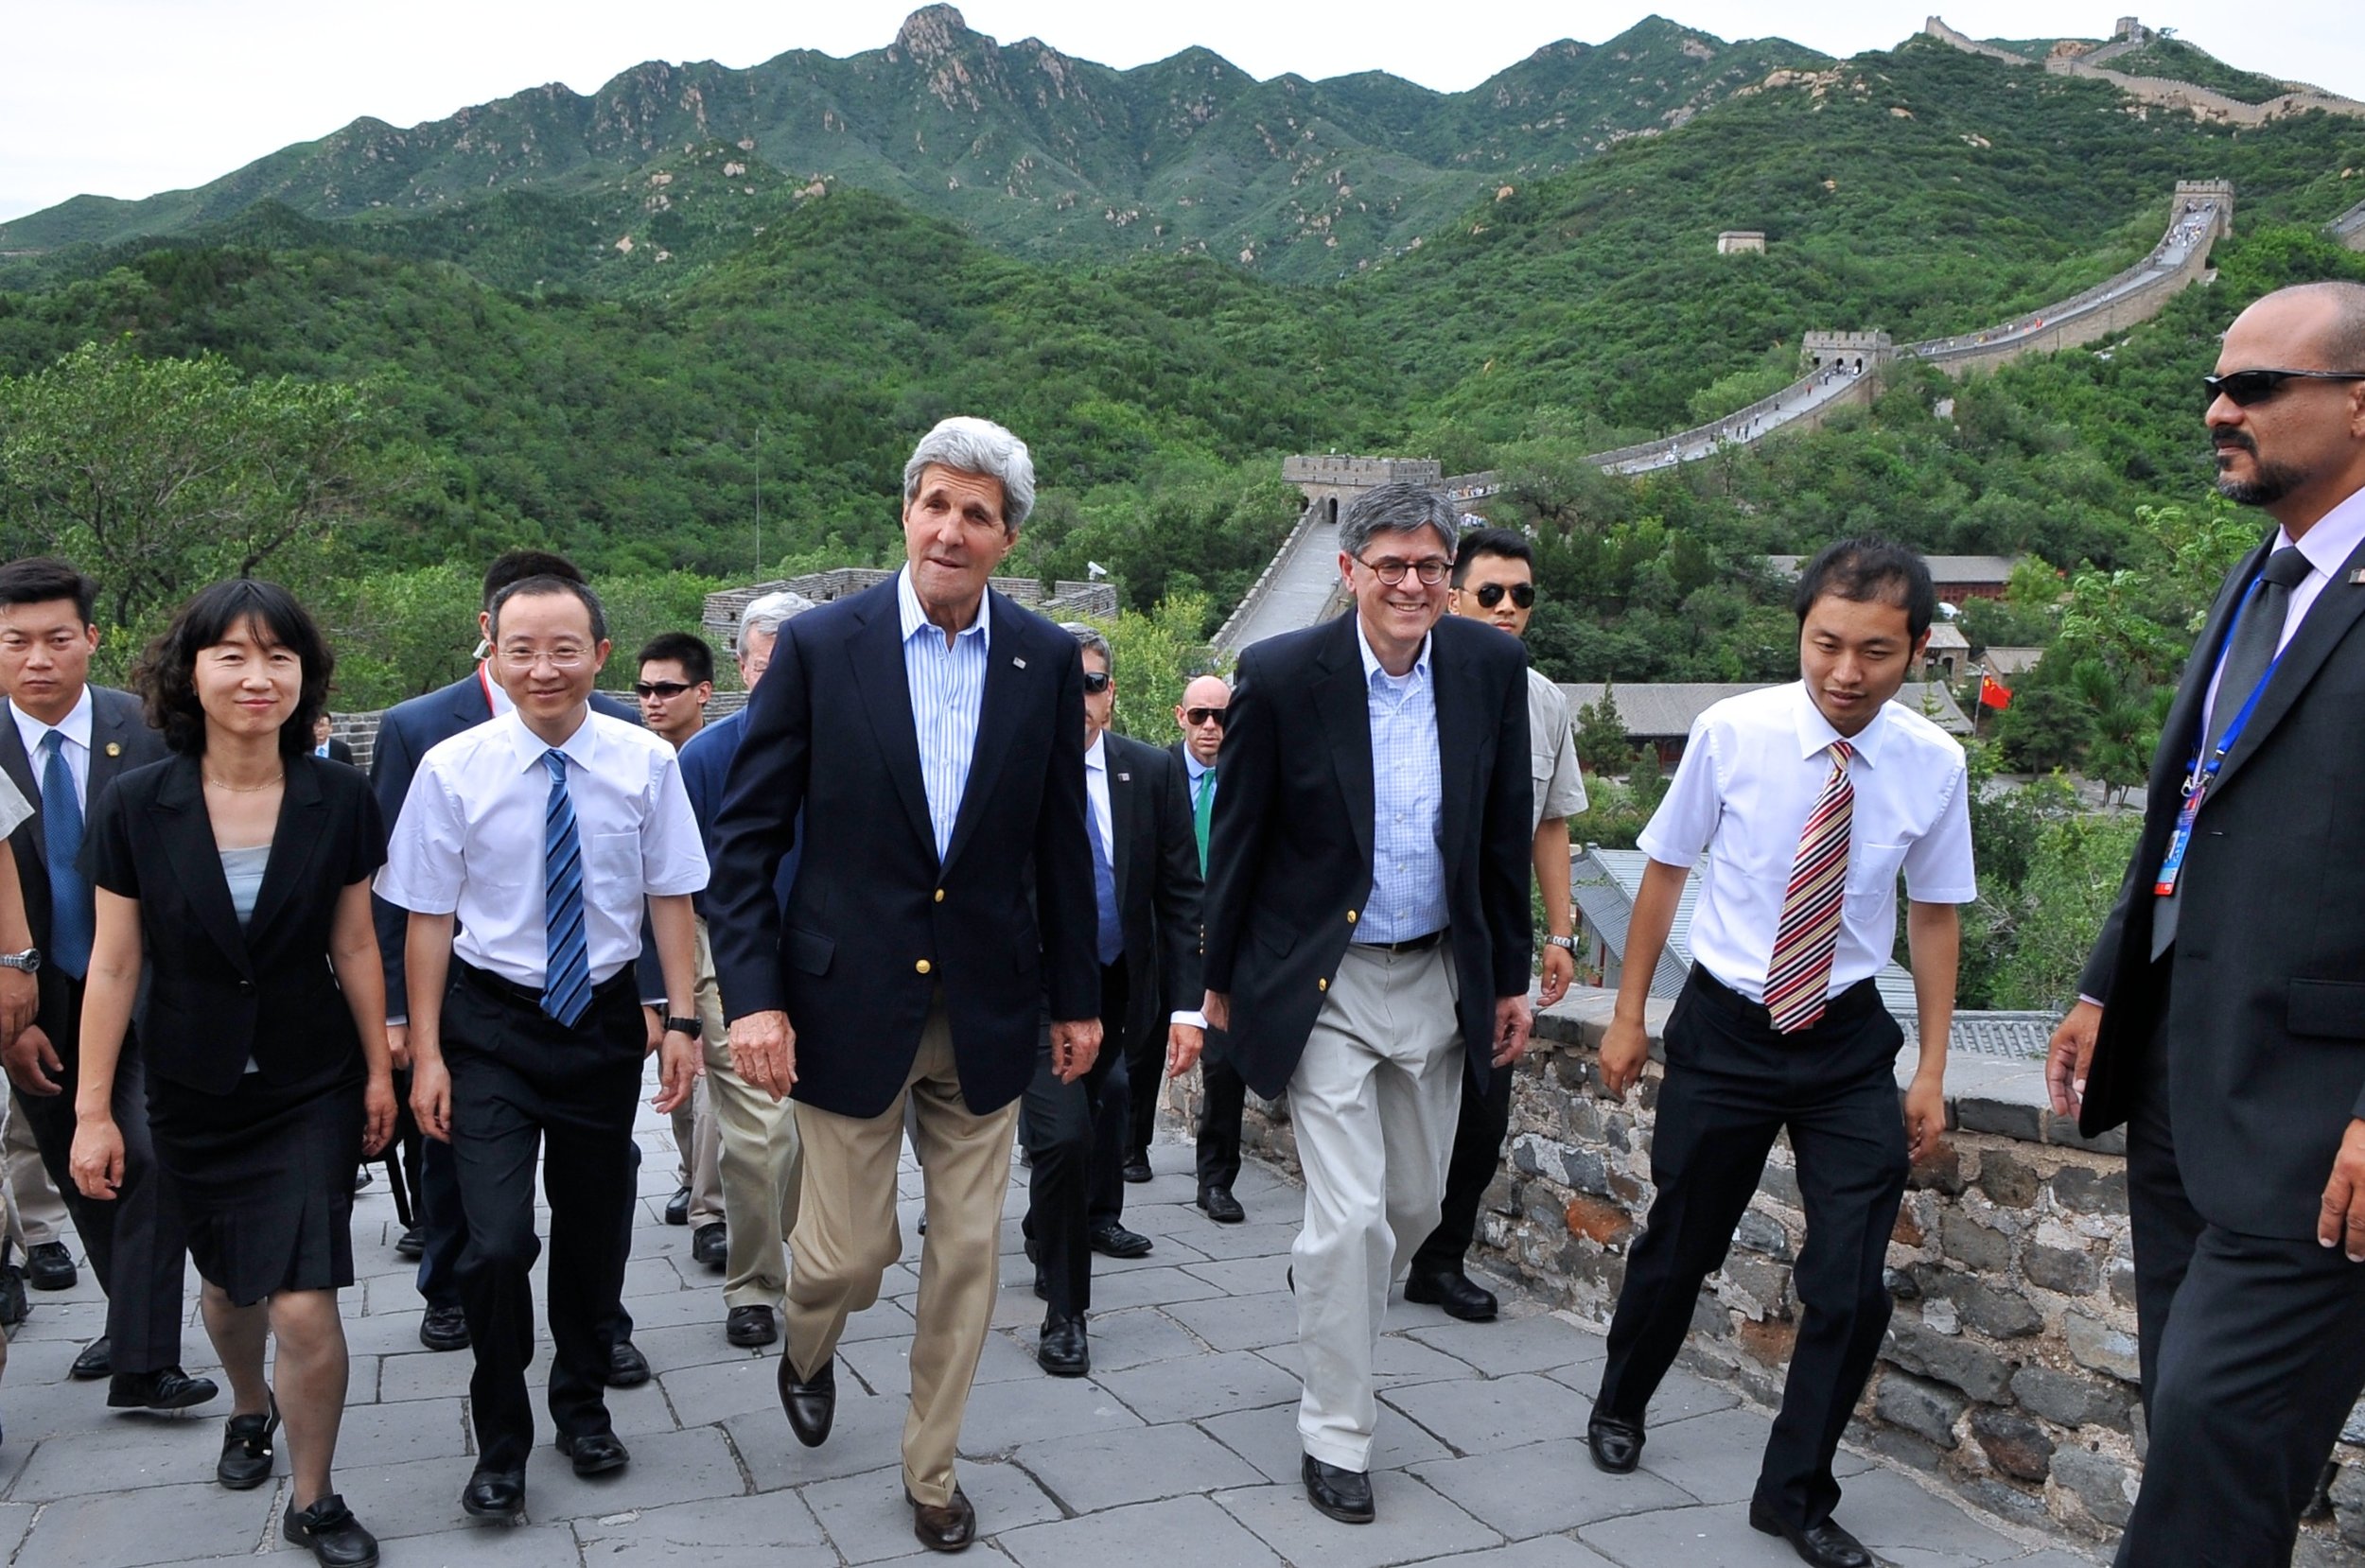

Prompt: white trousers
[{"left": 1289, "top": 940, "right": 1465, "bottom": 1471}]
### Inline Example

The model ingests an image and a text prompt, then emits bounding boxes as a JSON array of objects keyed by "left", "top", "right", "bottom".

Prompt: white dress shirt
[
  {"left": 1639, "top": 683, "right": 1976, "bottom": 1003},
  {"left": 10, "top": 686, "right": 93, "bottom": 811},
  {"left": 1355, "top": 618, "right": 1449, "bottom": 944},
  {"left": 898, "top": 566, "right": 990, "bottom": 862},
  {"left": 2199, "top": 487, "right": 2365, "bottom": 736},
  {"left": 376, "top": 708, "right": 708, "bottom": 989}
]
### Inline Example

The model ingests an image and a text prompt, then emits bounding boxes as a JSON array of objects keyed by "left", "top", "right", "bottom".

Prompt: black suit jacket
[
  {"left": 708, "top": 580, "right": 1099, "bottom": 1119},
  {"left": 1201, "top": 613, "right": 1532, "bottom": 1100},
  {"left": 320, "top": 737, "right": 355, "bottom": 766},
  {"left": 87, "top": 754, "right": 387, "bottom": 1097},
  {"left": 1098, "top": 731, "right": 1203, "bottom": 1057},
  {"left": 369, "top": 670, "right": 637, "bottom": 1019},
  {"left": 0, "top": 687, "right": 169, "bottom": 1033},
  {"left": 2079, "top": 519, "right": 2365, "bottom": 1238}
]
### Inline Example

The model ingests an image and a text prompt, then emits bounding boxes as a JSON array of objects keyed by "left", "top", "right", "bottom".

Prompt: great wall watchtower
[
  {"left": 1279, "top": 454, "right": 1445, "bottom": 521},
  {"left": 1802, "top": 331, "right": 1893, "bottom": 375}
]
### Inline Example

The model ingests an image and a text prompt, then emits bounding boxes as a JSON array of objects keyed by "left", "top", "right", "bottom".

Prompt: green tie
[{"left": 1193, "top": 765, "right": 1216, "bottom": 874}]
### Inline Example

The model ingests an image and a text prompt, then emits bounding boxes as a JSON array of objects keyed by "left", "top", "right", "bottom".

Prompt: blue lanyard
[{"left": 2180, "top": 571, "right": 2293, "bottom": 795}]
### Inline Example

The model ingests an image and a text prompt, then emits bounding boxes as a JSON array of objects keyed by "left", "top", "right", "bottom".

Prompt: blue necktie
[
  {"left": 41, "top": 731, "right": 90, "bottom": 979},
  {"left": 1090, "top": 799, "right": 1123, "bottom": 967},
  {"left": 540, "top": 750, "right": 592, "bottom": 1027}
]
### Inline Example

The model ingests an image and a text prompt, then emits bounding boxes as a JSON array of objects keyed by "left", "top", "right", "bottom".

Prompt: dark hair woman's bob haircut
[{"left": 134, "top": 579, "right": 334, "bottom": 758}]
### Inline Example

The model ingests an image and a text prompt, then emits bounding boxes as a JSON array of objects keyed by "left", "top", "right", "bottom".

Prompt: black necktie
[{"left": 2153, "top": 546, "right": 2312, "bottom": 958}]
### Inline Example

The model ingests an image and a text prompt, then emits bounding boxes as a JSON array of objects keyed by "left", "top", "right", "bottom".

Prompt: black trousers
[
  {"left": 1411, "top": 1048, "right": 1515, "bottom": 1276},
  {"left": 9, "top": 969, "right": 187, "bottom": 1373},
  {"left": 2114, "top": 1001, "right": 2365, "bottom": 1565},
  {"left": 1194, "top": 1033, "right": 1246, "bottom": 1196},
  {"left": 1123, "top": 969, "right": 1163, "bottom": 1160},
  {"left": 442, "top": 963, "right": 645, "bottom": 1474},
  {"left": 1594, "top": 971, "right": 1907, "bottom": 1531},
  {"left": 1021, "top": 963, "right": 1130, "bottom": 1319}
]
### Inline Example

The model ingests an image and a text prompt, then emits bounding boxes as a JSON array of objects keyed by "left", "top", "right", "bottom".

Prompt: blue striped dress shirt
[
  {"left": 1356, "top": 619, "right": 1449, "bottom": 942},
  {"left": 898, "top": 566, "right": 991, "bottom": 862}
]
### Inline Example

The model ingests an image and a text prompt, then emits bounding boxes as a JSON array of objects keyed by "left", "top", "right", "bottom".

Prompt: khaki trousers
[
  {"left": 692, "top": 918, "right": 802, "bottom": 1308},
  {"left": 670, "top": 1078, "right": 723, "bottom": 1231},
  {"left": 783, "top": 995, "right": 1017, "bottom": 1506},
  {"left": 1288, "top": 941, "right": 1464, "bottom": 1471},
  {"left": 3, "top": 1098, "right": 65, "bottom": 1249}
]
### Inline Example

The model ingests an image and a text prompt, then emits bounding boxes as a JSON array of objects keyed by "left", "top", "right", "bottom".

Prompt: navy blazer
[
  {"left": 1201, "top": 612, "right": 1533, "bottom": 1100},
  {"left": 707, "top": 580, "right": 1099, "bottom": 1119},
  {"left": 88, "top": 754, "right": 387, "bottom": 1097}
]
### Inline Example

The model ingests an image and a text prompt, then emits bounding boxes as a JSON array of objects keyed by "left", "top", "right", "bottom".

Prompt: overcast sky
[{"left": 4, "top": 1, "right": 2358, "bottom": 224}]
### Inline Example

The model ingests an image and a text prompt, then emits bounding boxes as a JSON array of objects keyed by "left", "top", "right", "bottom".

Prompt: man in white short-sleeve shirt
[{"left": 1586, "top": 538, "right": 1974, "bottom": 1568}]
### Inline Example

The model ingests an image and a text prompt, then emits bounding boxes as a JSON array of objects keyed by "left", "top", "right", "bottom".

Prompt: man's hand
[
  {"left": 1904, "top": 1068, "right": 1947, "bottom": 1164},
  {"left": 728, "top": 1010, "right": 797, "bottom": 1103},
  {"left": 386, "top": 1021, "right": 412, "bottom": 1072},
  {"left": 642, "top": 1005, "right": 664, "bottom": 1057},
  {"left": 2046, "top": 1001, "right": 2102, "bottom": 1118},
  {"left": 1166, "top": 1022, "right": 1206, "bottom": 1078},
  {"left": 69, "top": 1116, "right": 124, "bottom": 1200},
  {"left": 652, "top": 1028, "right": 702, "bottom": 1114},
  {"left": 1491, "top": 994, "right": 1533, "bottom": 1069},
  {"left": 1599, "top": 1014, "right": 1652, "bottom": 1099},
  {"left": 1539, "top": 944, "right": 1575, "bottom": 1009},
  {"left": 1051, "top": 1018, "right": 1102, "bottom": 1084},
  {"left": 2320, "top": 1119, "right": 2365, "bottom": 1262},
  {"left": 0, "top": 969, "right": 35, "bottom": 1044},
  {"left": 362, "top": 1072, "right": 397, "bottom": 1157},
  {"left": 411, "top": 1054, "right": 452, "bottom": 1142},
  {"left": 4, "top": 1023, "right": 63, "bottom": 1096}
]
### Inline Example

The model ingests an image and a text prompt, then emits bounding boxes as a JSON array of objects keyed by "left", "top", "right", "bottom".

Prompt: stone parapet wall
[{"left": 1167, "top": 984, "right": 2365, "bottom": 1559}]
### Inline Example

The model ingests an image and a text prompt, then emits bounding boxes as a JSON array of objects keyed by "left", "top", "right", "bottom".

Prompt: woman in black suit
[{"left": 69, "top": 580, "right": 393, "bottom": 1568}]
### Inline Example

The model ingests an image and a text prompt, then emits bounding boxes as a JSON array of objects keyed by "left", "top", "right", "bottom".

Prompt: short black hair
[
  {"left": 1792, "top": 536, "right": 1936, "bottom": 641},
  {"left": 637, "top": 631, "right": 714, "bottom": 687},
  {"left": 489, "top": 574, "right": 607, "bottom": 644},
  {"left": 1452, "top": 527, "right": 1535, "bottom": 587},
  {"left": 0, "top": 558, "right": 97, "bottom": 624},
  {"left": 133, "top": 580, "right": 333, "bottom": 758},
  {"left": 482, "top": 550, "right": 587, "bottom": 612}
]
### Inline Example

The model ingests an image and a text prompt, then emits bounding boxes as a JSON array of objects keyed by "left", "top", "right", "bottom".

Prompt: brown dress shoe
[{"left": 906, "top": 1485, "right": 976, "bottom": 1552}]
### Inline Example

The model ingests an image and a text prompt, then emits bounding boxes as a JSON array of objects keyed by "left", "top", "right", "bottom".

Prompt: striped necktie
[
  {"left": 540, "top": 749, "right": 592, "bottom": 1028},
  {"left": 1763, "top": 740, "right": 1855, "bottom": 1035}
]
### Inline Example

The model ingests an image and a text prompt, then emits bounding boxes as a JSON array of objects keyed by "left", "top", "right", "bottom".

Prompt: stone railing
[
  {"left": 1167, "top": 984, "right": 2365, "bottom": 1559},
  {"left": 2334, "top": 199, "right": 2365, "bottom": 251},
  {"left": 1210, "top": 498, "right": 1326, "bottom": 654}
]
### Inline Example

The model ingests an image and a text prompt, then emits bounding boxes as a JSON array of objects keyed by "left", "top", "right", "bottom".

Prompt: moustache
[{"left": 2213, "top": 432, "right": 2256, "bottom": 455}]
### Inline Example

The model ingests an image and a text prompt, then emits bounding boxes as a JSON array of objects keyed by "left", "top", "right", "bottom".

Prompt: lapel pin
[
  {"left": 1118, "top": 772, "right": 1131, "bottom": 782},
  {"left": 1013, "top": 656, "right": 1026, "bottom": 669},
  {"left": 2350, "top": 568, "right": 2365, "bottom": 584},
  {"left": 105, "top": 741, "right": 121, "bottom": 758}
]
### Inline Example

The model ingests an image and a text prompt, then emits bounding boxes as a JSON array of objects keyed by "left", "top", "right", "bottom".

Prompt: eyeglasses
[
  {"left": 634, "top": 680, "right": 693, "bottom": 699},
  {"left": 2203, "top": 369, "right": 2365, "bottom": 409},
  {"left": 1352, "top": 553, "right": 1451, "bottom": 586},
  {"left": 1473, "top": 583, "right": 1536, "bottom": 609},
  {"left": 1081, "top": 671, "right": 1112, "bottom": 694},
  {"left": 1182, "top": 706, "right": 1228, "bottom": 728},
  {"left": 495, "top": 648, "right": 590, "bottom": 671}
]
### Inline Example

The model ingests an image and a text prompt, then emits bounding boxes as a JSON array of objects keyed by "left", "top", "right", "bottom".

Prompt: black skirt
[{"left": 147, "top": 1060, "right": 364, "bottom": 1307}]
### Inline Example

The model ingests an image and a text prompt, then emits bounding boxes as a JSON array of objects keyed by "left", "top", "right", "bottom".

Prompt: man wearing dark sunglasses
[
  {"left": 1169, "top": 674, "right": 1250, "bottom": 1220},
  {"left": 2049, "top": 280, "right": 2365, "bottom": 1565}
]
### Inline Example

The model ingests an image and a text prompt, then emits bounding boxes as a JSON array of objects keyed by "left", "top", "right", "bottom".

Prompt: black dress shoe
[
  {"left": 906, "top": 1485, "right": 975, "bottom": 1552},
  {"left": 557, "top": 1429, "right": 631, "bottom": 1476},
  {"left": 217, "top": 1397, "right": 281, "bottom": 1489},
  {"left": 692, "top": 1222, "right": 727, "bottom": 1271},
  {"left": 1749, "top": 1500, "right": 1876, "bottom": 1568},
  {"left": 285, "top": 1492, "right": 380, "bottom": 1568},
  {"left": 1087, "top": 1221, "right": 1152, "bottom": 1260},
  {"left": 1197, "top": 1187, "right": 1246, "bottom": 1224},
  {"left": 780, "top": 1354, "right": 836, "bottom": 1447},
  {"left": 664, "top": 1185, "right": 692, "bottom": 1226},
  {"left": 69, "top": 1335, "right": 112, "bottom": 1380},
  {"left": 727, "top": 1304, "right": 778, "bottom": 1347},
  {"left": 1587, "top": 1412, "right": 1645, "bottom": 1473},
  {"left": 0, "top": 1263, "right": 25, "bottom": 1329},
  {"left": 394, "top": 1227, "right": 424, "bottom": 1261},
  {"left": 461, "top": 1467, "right": 525, "bottom": 1521},
  {"left": 605, "top": 1339, "right": 652, "bottom": 1387},
  {"left": 1037, "top": 1315, "right": 1090, "bottom": 1377},
  {"left": 25, "top": 1240, "right": 77, "bottom": 1291},
  {"left": 108, "top": 1366, "right": 219, "bottom": 1410},
  {"left": 1301, "top": 1455, "right": 1375, "bottom": 1524},
  {"left": 1119, "top": 1156, "right": 1153, "bottom": 1184},
  {"left": 1404, "top": 1267, "right": 1498, "bottom": 1322},
  {"left": 418, "top": 1305, "right": 470, "bottom": 1350}
]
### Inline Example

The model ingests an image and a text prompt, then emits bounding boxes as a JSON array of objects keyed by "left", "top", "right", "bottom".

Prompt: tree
[{"left": 1571, "top": 682, "right": 1636, "bottom": 774}]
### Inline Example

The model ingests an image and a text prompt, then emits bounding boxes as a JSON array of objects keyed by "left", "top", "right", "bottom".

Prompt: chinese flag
[{"left": 1978, "top": 673, "right": 2013, "bottom": 711}]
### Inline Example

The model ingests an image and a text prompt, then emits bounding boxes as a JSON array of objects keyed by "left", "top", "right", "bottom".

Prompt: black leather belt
[
  {"left": 1357, "top": 929, "right": 1445, "bottom": 955},
  {"left": 455, "top": 958, "right": 636, "bottom": 1010}
]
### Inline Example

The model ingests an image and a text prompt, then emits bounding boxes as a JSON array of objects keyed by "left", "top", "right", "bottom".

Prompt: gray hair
[
  {"left": 902, "top": 416, "right": 1036, "bottom": 531},
  {"left": 1340, "top": 482, "right": 1458, "bottom": 560},
  {"left": 736, "top": 590, "right": 812, "bottom": 658},
  {"left": 1060, "top": 621, "right": 1112, "bottom": 668}
]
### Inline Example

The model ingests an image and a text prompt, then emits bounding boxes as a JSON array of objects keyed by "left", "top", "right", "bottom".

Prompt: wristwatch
[
  {"left": 0, "top": 948, "right": 39, "bottom": 973},
  {"left": 662, "top": 1015, "right": 702, "bottom": 1040},
  {"left": 1542, "top": 934, "right": 1577, "bottom": 952}
]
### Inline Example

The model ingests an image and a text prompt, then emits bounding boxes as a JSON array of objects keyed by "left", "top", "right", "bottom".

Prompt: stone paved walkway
[{"left": 1, "top": 1077, "right": 2105, "bottom": 1567}]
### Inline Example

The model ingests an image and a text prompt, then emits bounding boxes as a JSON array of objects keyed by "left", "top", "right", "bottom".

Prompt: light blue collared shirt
[
  {"left": 1355, "top": 618, "right": 1448, "bottom": 943},
  {"left": 898, "top": 566, "right": 991, "bottom": 862}
]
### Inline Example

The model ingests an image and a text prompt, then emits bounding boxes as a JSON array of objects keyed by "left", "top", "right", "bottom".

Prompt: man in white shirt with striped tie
[{"left": 1585, "top": 538, "right": 1974, "bottom": 1568}]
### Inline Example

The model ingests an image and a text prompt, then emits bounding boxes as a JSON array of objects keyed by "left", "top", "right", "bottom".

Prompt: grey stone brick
[
  {"left": 1380, "top": 1371, "right": 1587, "bottom": 1455},
  {"left": 1874, "top": 1369, "right": 1966, "bottom": 1449},
  {"left": 2065, "top": 1311, "right": 2143, "bottom": 1384},
  {"left": 2053, "top": 1444, "right": 2136, "bottom": 1527},
  {"left": 1732, "top": 1210, "right": 1793, "bottom": 1260},
  {"left": 1971, "top": 1407, "right": 2057, "bottom": 1481},
  {"left": 1977, "top": 1149, "right": 2041, "bottom": 1208},
  {"left": 1883, "top": 1319, "right": 2016, "bottom": 1402},
  {"left": 2051, "top": 1164, "right": 2129, "bottom": 1215},
  {"left": 1559, "top": 1143, "right": 1610, "bottom": 1195},
  {"left": 1927, "top": 1272, "right": 2044, "bottom": 1339},
  {"left": 2012, "top": 1365, "right": 2134, "bottom": 1432},
  {"left": 1758, "top": 1162, "right": 1803, "bottom": 1208},
  {"left": 2045, "top": 1112, "right": 2128, "bottom": 1156},
  {"left": 1956, "top": 1096, "right": 2044, "bottom": 1141},
  {"left": 2024, "top": 1240, "right": 2101, "bottom": 1296},
  {"left": 1213, "top": 1477, "right": 1499, "bottom": 1567},
  {"left": 1411, "top": 1437, "right": 1692, "bottom": 1537},
  {"left": 997, "top": 1495, "right": 1282, "bottom": 1568},
  {"left": 1939, "top": 1211, "right": 2012, "bottom": 1272}
]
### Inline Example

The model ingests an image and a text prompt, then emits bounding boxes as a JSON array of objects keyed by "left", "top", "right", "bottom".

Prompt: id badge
[{"left": 2152, "top": 782, "right": 2207, "bottom": 897}]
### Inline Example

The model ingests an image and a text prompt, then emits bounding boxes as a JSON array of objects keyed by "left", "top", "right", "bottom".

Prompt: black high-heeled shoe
[{"left": 217, "top": 1396, "right": 281, "bottom": 1490}]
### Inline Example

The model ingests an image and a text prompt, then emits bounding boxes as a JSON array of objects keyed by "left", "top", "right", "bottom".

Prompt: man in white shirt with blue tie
[{"left": 1588, "top": 538, "right": 1972, "bottom": 1568}]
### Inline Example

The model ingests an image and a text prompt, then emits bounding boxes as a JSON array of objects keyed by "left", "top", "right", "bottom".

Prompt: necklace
[{"left": 203, "top": 772, "right": 284, "bottom": 793}]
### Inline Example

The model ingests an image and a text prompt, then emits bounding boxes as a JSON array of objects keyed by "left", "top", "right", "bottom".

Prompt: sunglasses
[
  {"left": 1081, "top": 671, "right": 1112, "bottom": 694},
  {"left": 1472, "top": 583, "right": 1536, "bottom": 609},
  {"left": 1183, "top": 706, "right": 1228, "bottom": 728},
  {"left": 634, "top": 680, "right": 694, "bottom": 699},
  {"left": 2204, "top": 368, "right": 2365, "bottom": 409}
]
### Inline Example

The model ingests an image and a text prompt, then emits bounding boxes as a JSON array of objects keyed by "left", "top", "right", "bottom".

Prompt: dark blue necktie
[
  {"left": 1090, "top": 794, "right": 1123, "bottom": 967},
  {"left": 41, "top": 731, "right": 90, "bottom": 979},
  {"left": 541, "top": 750, "right": 592, "bottom": 1027}
]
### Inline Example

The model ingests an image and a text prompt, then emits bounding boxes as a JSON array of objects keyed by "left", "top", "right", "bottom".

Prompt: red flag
[{"left": 1978, "top": 673, "right": 2013, "bottom": 711}]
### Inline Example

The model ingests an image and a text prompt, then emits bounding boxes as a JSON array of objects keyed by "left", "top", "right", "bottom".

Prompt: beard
[{"left": 2213, "top": 438, "right": 2310, "bottom": 507}]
